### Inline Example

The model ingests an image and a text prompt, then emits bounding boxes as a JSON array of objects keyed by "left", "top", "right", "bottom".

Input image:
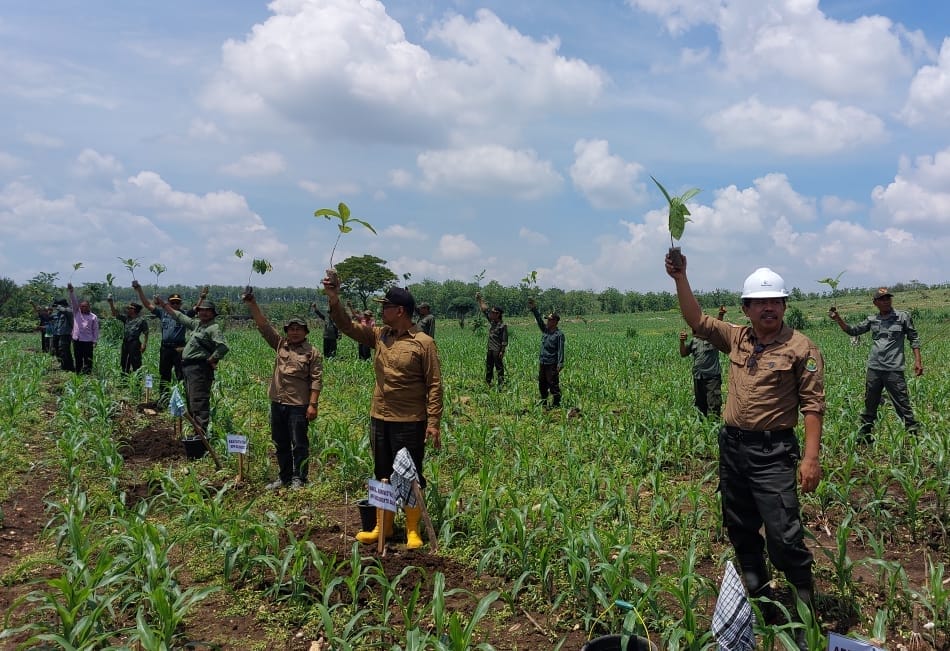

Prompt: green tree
[
  {"left": 0, "top": 277, "right": 16, "bottom": 312},
  {"left": 334, "top": 255, "right": 398, "bottom": 310},
  {"left": 81, "top": 282, "right": 106, "bottom": 303},
  {"left": 448, "top": 296, "right": 477, "bottom": 328},
  {"left": 598, "top": 287, "right": 623, "bottom": 314}
]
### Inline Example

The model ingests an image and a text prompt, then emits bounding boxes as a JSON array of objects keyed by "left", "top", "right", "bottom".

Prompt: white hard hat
[{"left": 741, "top": 267, "right": 789, "bottom": 299}]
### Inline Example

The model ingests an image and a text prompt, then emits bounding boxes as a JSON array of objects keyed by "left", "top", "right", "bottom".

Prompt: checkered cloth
[
  {"left": 712, "top": 561, "right": 756, "bottom": 651},
  {"left": 390, "top": 448, "right": 418, "bottom": 508}
]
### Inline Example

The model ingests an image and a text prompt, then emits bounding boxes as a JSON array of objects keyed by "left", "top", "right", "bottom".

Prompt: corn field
[{"left": 0, "top": 303, "right": 947, "bottom": 650}]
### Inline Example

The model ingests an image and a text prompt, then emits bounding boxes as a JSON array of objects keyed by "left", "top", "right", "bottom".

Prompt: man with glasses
[
  {"left": 322, "top": 279, "right": 442, "bottom": 550},
  {"left": 133, "top": 281, "right": 208, "bottom": 404},
  {"left": 829, "top": 287, "right": 922, "bottom": 442},
  {"left": 666, "top": 257, "right": 824, "bottom": 651}
]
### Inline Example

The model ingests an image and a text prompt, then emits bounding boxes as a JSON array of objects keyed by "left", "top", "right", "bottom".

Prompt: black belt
[
  {"left": 181, "top": 358, "right": 208, "bottom": 367},
  {"left": 162, "top": 342, "right": 184, "bottom": 348},
  {"left": 725, "top": 426, "right": 794, "bottom": 441}
]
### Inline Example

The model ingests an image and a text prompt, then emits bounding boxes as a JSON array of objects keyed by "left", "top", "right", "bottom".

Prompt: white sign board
[
  {"left": 367, "top": 479, "right": 397, "bottom": 512},
  {"left": 226, "top": 434, "right": 248, "bottom": 454},
  {"left": 826, "top": 633, "right": 885, "bottom": 651},
  {"left": 144, "top": 374, "right": 154, "bottom": 389}
]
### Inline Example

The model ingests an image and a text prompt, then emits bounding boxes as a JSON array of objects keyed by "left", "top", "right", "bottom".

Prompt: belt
[
  {"left": 725, "top": 426, "right": 794, "bottom": 441},
  {"left": 181, "top": 358, "right": 208, "bottom": 367},
  {"left": 162, "top": 342, "right": 185, "bottom": 348}
]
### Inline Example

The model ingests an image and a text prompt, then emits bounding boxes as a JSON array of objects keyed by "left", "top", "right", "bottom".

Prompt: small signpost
[
  {"left": 227, "top": 433, "right": 249, "bottom": 484},
  {"left": 144, "top": 374, "right": 153, "bottom": 404}
]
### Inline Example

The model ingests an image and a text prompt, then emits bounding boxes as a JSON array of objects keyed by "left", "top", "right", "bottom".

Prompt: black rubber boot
[{"left": 738, "top": 554, "right": 777, "bottom": 624}]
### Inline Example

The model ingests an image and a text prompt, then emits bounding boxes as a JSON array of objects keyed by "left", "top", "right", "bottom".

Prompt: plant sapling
[
  {"left": 313, "top": 202, "right": 377, "bottom": 288},
  {"left": 817, "top": 271, "right": 846, "bottom": 314},
  {"left": 651, "top": 176, "right": 700, "bottom": 271}
]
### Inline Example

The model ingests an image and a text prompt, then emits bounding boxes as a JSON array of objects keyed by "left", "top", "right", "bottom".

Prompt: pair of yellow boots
[{"left": 356, "top": 506, "right": 423, "bottom": 549}]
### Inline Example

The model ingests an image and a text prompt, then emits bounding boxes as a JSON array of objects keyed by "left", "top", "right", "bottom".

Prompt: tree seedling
[
  {"left": 817, "top": 271, "right": 846, "bottom": 313},
  {"left": 235, "top": 249, "right": 272, "bottom": 295},
  {"left": 149, "top": 263, "right": 166, "bottom": 287},
  {"left": 118, "top": 257, "right": 141, "bottom": 282},
  {"left": 313, "top": 202, "right": 377, "bottom": 287},
  {"left": 651, "top": 176, "right": 700, "bottom": 271},
  {"left": 68, "top": 262, "right": 83, "bottom": 283}
]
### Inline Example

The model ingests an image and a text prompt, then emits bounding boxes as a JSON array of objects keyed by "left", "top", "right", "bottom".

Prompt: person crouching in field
[
  {"left": 155, "top": 294, "right": 228, "bottom": 438},
  {"left": 678, "top": 305, "right": 727, "bottom": 417},
  {"left": 244, "top": 291, "right": 322, "bottom": 491},
  {"left": 323, "top": 278, "right": 442, "bottom": 550}
]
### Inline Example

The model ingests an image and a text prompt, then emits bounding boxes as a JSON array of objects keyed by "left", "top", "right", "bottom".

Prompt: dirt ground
[{"left": 1, "top": 398, "right": 945, "bottom": 650}]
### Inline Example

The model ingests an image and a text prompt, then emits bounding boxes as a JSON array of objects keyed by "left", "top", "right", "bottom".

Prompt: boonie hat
[
  {"left": 872, "top": 287, "right": 893, "bottom": 301},
  {"left": 197, "top": 300, "right": 217, "bottom": 314},
  {"left": 373, "top": 287, "right": 416, "bottom": 313},
  {"left": 418, "top": 302, "right": 430, "bottom": 310},
  {"left": 284, "top": 316, "right": 309, "bottom": 333}
]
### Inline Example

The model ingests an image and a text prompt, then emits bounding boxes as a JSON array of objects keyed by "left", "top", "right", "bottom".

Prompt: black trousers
[
  {"left": 54, "top": 334, "right": 74, "bottom": 371},
  {"left": 120, "top": 341, "right": 142, "bottom": 374},
  {"left": 369, "top": 419, "right": 426, "bottom": 488},
  {"left": 158, "top": 344, "right": 184, "bottom": 401},
  {"left": 860, "top": 369, "right": 918, "bottom": 433},
  {"left": 538, "top": 363, "right": 561, "bottom": 406},
  {"left": 323, "top": 337, "right": 337, "bottom": 358},
  {"left": 182, "top": 362, "right": 214, "bottom": 435},
  {"left": 485, "top": 349, "right": 504, "bottom": 386},
  {"left": 73, "top": 340, "right": 94, "bottom": 374},
  {"left": 718, "top": 427, "right": 813, "bottom": 588},
  {"left": 270, "top": 403, "right": 311, "bottom": 482},
  {"left": 693, "top": 375, "right": 722, "bottom": 417}
]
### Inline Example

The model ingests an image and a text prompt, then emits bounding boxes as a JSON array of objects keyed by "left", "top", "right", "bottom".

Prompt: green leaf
[
  {"left": 72, "top": 262, "right": 83, "bottom": 271},
  {"left": 651, "top": 176, "right": 673, "bottom": 204},
  {"left": 314, "top": 209, "right": 339, "bottom": 218},
  {"left": 351, "top": 218, "right": 377, "bottom": 235},
  {"left": 338, "top": 202, "right": 350, "bottom": 219},
  {"left": 340, "top": 225, "right": 352, "bottom": 234},
  {"left": 234, "top": 249, "right": 245, "bottom": 259}
]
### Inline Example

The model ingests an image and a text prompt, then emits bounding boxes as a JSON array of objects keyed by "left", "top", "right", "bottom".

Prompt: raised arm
[
  {"left": 131, "top": 280, "right": 154, "bottom": 311},
  {"left": 665, "top": 252, "right": 702, "bottom": 331}
]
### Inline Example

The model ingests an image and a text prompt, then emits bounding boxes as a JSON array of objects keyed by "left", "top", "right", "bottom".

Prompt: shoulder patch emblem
[{"left": 805, "top": 357, "right": 818, "bottom": 372}]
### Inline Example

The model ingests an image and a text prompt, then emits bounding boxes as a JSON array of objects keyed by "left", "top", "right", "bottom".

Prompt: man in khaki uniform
[
  {"left": 323, "top": 279, "right": 442, "bottom": 550},
  {"left": 667, "top": 258, "right": 824, "bottom": 651},
  {"left": 244, "top": 291, "right": 322, "bottom": 490}
]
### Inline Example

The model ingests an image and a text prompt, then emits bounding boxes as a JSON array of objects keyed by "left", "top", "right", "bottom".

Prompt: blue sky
[{"left": 2, "top": 0, "right": 949, "bottom": 295}]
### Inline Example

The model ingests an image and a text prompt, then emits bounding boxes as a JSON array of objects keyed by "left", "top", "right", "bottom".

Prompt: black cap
[{"left": 373, "top": 287, "right": 415, "bottom": 314}]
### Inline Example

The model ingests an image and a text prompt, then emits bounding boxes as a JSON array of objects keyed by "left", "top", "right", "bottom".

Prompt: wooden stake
[
  {"left": 411, "top": 479, "right": 438, "bottom": 554},
  {"left": 378, "top": 478, "right": 390, "bottom": 557}
]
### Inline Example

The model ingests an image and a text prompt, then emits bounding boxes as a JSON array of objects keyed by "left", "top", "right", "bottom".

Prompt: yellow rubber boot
[
  {"left": 405, "top": 506, "right": 423, "bottom": 549},
  {"left": 355, "top": 508, "right": 394, "bottom": 544}
]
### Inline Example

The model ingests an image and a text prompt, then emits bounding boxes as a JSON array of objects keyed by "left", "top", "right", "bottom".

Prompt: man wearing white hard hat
[{"left": 666, "top": 256, "right": 824, "bottom": 650}]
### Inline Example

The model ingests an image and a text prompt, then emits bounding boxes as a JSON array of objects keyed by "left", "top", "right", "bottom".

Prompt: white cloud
[
  {"left": 437, "top": 233, "right": 480, "bottom": 259},
  {"left": 900, "top": 37, "right": 950, "bottom": 125},
  {"left": 519, "top": 227, "right": 549, "bottom": 246},
  {"left": 625, "top": 0, "right": 721, "bottom": 36},
  {"left": 382, "top": 224, "right": 427, "bottom": 241},
  {"left": 298, "top": 179, "right": 361, "bottom": 197},
  {"left": 388, "top": 169, "right": 413, "bottom": 188},
  {"left": 202, "top": 1, "right": 605, "bottom": 144},
  {"left": 820, "top": 195, "right": 862, "bottom": 216},
  {"left": 417, "top": 145, "right": 563, "bottom": 199},
  {"left": 220, "top": 151, "right": 286, "bottom": 177},
  {"left": 188, "top": 118, "right": 227, "bottom": 142},
  {"left": 871, "top": 148, "right": 950, "bottom": 230},
  {"left": 704, "top": 98, "right": 886, "bottom": 155},
  {"left": 22, "top": 131, "right": 64, "bottom": 148},
  {"left": 0, "top": 152, "right": 23, "bottom": 173},
  {"left": 72, "top": 148, "right": 123, "bottom": 178},
  {"left": 570, "top": 139, "right": 646, "bottom": 210}
]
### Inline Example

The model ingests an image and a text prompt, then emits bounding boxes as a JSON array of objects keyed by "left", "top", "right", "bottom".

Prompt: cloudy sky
[{"left": 2, "top": 0, "right": 949, "bottom": 295}]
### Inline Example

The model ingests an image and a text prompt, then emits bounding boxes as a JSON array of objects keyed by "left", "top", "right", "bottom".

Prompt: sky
[{"left": 2, "top": 0, "right": 950, "bottom": 296}]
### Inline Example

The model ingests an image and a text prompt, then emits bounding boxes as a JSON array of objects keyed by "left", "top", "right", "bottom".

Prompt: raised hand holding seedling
[
  {"left": 651, "top": 176, "right": 700, "bottom": 271},
  {"left": 817, "top": 271, "right": 845, "bottom": 313}
]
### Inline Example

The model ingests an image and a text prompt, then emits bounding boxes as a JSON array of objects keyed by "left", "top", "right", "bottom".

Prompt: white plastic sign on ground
[
  {"left": 367, "top": 479, "right": 397, "bottom": 512},
  {"left": 226, "top": 434, "right": 248, "bottom": 454},
  {"left": 826, "top": 633, "right": 885, "bottom": 651},
  {"left": 145, "top": 374, "right": 153, "bottom": 389}
]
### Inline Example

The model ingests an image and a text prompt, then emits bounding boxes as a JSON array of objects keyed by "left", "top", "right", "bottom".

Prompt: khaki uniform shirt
[
  {"left": 687, "top": 337, "right": 721, "bottom": 379},
  {"left": 331, "top": 302, "right": 443, "bottom": 429},
  {"left": 696, "top": 314, "right": 824, "bottom": 431},
  {"left": 259, "top": 323, "right": 323, "bottom": 406}
]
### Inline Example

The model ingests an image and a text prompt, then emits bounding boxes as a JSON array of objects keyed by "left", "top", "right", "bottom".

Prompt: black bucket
[
  {"left": 357, "top": 499, "right": 377, "bottom": 531},
  {"left": 581, "top": 635, "right": 657, "bottom": 651},
  {"left": 182, "top": 436, "right": 208, "bottom": 460}
]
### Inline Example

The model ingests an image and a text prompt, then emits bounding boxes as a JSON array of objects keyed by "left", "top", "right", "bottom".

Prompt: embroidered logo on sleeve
[{"left": 805, "top": 357, "right": 818, "bottom": 372}]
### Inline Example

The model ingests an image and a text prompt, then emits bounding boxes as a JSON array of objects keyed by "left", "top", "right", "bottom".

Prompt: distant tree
[
  {"left": 785, "top": 306, "right": 806, "bottom": 330},
  {"left": 81, "top": 282, "right": 106, "bottom": 303},
  {"left": 0, "top": 277, "right": 16, "bottom": 312},
  {"left": 448, "top": 296, "right": 477, "bottom": 328},
  {"left": 598, "top": 287, "right": 623, "bottom": 314},
  {"left": 335, "top": 255, "right": 398, "bottom": 310},
  {"left": 24, "top": 272, "right": 60, "bottom": 305}
]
